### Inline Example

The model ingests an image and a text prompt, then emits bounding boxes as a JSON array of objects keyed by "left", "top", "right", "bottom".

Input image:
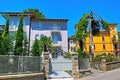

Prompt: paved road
[
  {"left": 48, "top": 71, "right": 74, "bottom": 80},
  {"left": 80, "top": 68, "right": 120, "bottom": 80}
]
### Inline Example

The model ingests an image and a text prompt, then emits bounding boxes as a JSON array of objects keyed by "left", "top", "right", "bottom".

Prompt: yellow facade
[{"left": 75, "top": 24, "right": 119, "bottom": 56}]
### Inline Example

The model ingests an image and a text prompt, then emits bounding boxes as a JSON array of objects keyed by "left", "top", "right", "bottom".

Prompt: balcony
[
  {"left": 9, "top": 26, "right": 16, "bottom": 31},
  {"left": 52, "top": 41, "right": 61, "bottom": 47},
  {"left": 51, "top": 26, "right": 61, "bottom": 32}
]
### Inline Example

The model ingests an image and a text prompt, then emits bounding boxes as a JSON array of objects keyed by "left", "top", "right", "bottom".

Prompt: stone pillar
[
  {"left": 72, "top": 52, "right": 80, "bottom": 79},
  {"left": 43, "top": 52, "right": 49, "bottom": 79},
  {"left": 101, "top": 56, "right": 106, "bottom": 71}
]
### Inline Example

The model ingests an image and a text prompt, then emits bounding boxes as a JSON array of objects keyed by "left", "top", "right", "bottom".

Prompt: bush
[
  {"left": 77, "top": 49, "right": 85, "bottom": 58},
  {"left": 63, "top": 52, "right": 71, "bottom": 59},
  {"left": 92, "top": 53, "right": 119, "bottom": 62}
]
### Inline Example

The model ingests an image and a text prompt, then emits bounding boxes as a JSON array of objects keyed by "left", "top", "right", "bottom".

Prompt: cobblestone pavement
[{"left": 78, "top": 68, "right": 120, "bottom": 80}]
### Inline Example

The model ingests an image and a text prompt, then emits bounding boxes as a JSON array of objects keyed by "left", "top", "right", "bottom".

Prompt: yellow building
[{"left": 75, "top": 23, "right": 119, "bottom": 56}]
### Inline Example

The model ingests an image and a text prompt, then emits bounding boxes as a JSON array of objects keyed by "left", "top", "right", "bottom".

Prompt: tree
[
  {"left": 39, "top": 36, "right": 53, "bottom": 52},
  {"left": 2, "top": 19, "right": 9, "bottom": 37},
  {"left": 14, "top": 14, "right": 24, "bottom": 55},
  {"left": 31, "top": 39, "right": 42, "bottom": 56},
  {"left": 74, "top": 14, "right": 89, "bottom": 52},
  {"left": 23, "top": 8, "right": 45, "bottom": 19},
  {"left": 74, "top": 12, "right": 108, "bottom": 58},
  {"left": 23, "top": 32, "right": 29, "bottom": 55},
  {"left": 0, "top": 19, "right": 11, "bottom": 55}
]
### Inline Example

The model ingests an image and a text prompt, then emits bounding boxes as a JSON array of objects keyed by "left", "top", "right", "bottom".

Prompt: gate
[{"left": 50, "top": 56, "right": 72, "bottom": 71}]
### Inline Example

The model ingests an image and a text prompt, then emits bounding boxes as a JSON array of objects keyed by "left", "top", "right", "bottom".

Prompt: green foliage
[
  {"left": 0, "top": 30, "right": 3, "bottom": 54},
  {"left": 101, "top": 21, "right": 109, "bottom": 30},
  {"left": 2, "top": 19, "right": 9, "bottom": 37},
  {"left": 93, "top": 55, "right": 101, "bottom": 62},
  {"left": 23, "top": 32, "right": 29, "bottom": 55},
  {"left": 31, "top": 39, "right": 42, "bottom": 56},
  {"left": 63, "top": 52, "right": 71, "bottom": 59},
  {"left": 74, "top": 12, "right": 109, "bottom": 56},
  {"left": 14, "top": 14, "right": 24, "bottom": 55},
  {"left": 0, "top": 19, "right": 11, "bottom": 55},
  {"left": 74, "top": 14, "right": 89, "bottom": 51},
  {"left": 39, "top": 36, "right": 53, "bottom": 52},
  {"left": 91, "top": 20, "right": 100, "bottom": 36},
  {"left": 23, "top": 8, "right": 45, "bottom": 19},
  {"left": 77, "top": 49, "right": 85, "bottom": 58},
  {"left": 92, "top": 53, "right": 115, "bottom": 62},
  {"left": 31, "top": 36, "right": 53, "bottom": 56},
  {"left": 0, "top": 36, "right": 10, "bottom": 55}
]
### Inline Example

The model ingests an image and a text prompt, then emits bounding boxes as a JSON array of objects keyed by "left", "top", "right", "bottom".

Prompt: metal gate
[{"left": 50, "top": 56, "right": 72, "bottom": 71}]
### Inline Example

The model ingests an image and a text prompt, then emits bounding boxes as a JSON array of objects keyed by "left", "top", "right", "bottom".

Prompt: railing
[
  {"left": 52, "top": 41, "right": 61, "bottom": 46},
  {"left": 0, "top": 55, "right": 42, "bottom": 75},
  {"left": 51, "top": 26, "right": 61, "bottom": 32}
]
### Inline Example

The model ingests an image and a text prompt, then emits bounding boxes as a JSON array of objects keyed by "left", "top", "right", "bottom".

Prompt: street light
[
  {"left": 89, "top": 11, "right": 93, "bottom": 61},
  {"left": 88, "top": 11, "right": 103, "bottom": 61}
]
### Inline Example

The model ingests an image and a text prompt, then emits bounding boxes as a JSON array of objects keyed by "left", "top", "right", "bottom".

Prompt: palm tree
[{"left": 39, "top": 36, "right": 53, "bottom": 53}]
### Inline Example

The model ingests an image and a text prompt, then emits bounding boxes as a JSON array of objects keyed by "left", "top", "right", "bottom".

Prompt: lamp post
[{"left": 89, "top": 11, "right": 93, "bottom": 61}]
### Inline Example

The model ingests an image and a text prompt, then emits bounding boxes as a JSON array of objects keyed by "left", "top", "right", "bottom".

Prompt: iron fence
[{"left": 0, "top": 55, "right": 42, "bottom": 75}]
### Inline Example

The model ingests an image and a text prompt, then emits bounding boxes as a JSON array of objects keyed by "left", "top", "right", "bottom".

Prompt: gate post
[
  {"left": 72, "top": 52, "right": 80, "bottom": 79},
  {"left": 101, "top": 55, "right": 106, "bottom": 71},
  {"left": 43, "top": 52, "right": 49, "bottom": 79}
]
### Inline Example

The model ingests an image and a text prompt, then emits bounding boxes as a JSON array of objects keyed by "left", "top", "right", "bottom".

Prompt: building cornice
[
  {"left": 0, "top": 12, "right": 34, "bottom": 19},
  {"left": 31, "top": 18, "right": 68, "bottom": 22}
]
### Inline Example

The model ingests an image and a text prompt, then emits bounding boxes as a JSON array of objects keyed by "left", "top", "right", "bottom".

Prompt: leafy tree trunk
[
  {"left": 31, "top": 39, "right": 42, "bottom": 56},
  {"left": 23, "top": 32, "right": 29, "bottom": 56},
  {"left": 2, "top": 19, "right": 9, "bottom": 37},
  {"left": 14, "top": 14, "right": 24, "bottom": 55},
  {"left": 79, "top": 39, "right": 83, "bottom": 51},
  {"left": 0, "top": 19, "right": 10, "bottom": 55}
]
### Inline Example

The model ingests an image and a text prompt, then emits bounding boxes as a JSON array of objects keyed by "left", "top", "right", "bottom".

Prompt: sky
[{"left": 0, "top": 0, "right": 120, "bottom": 37}]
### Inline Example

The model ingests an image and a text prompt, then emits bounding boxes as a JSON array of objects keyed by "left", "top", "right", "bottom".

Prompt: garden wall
[
  {"left": 106, "top": 61, "right": 120, "bottom": 71},
  {"left": 0, "top": 73, "right": 44, "bottom": 80}
]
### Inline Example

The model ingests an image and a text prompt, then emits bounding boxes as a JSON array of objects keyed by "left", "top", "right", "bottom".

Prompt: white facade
[
  {"left": 1, "top": 12, "right": 68, "bottom": 54},
  {"left": 68, "top": 39, "right": 76, "bottom": 53}
]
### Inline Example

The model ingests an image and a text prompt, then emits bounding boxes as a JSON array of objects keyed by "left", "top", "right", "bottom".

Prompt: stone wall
[
  {"left": 106, "top": 61, "right": 120, "bottom": 71},
  {"left": 0, "top": 73, "right": 44, "bottom": 80},
  {"left": 72, "top": 52, "right": 80, "bottom": 78}
]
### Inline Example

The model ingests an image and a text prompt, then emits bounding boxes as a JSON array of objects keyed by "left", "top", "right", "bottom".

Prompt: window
[
  {"left": 112, "top": 27, "right": 114, "bottom": 30},
  {"left": 24, "top": 20, "right": 29, "bottom": 26},
  {"left": 102, "top": 36, "right": 105, "bottom": 41},
  {"left": 70, "top": 40, "right": 73, "bottom": 44},
  {"left": 93, "top": 45, "right": 95, "bottom": 50},
  {"left": 52, "top": 23, "right": 59, "bottom": 30},
  {"left": 10, "top": 20, "right": 14, "bottom": 28},
  {"left": 40, "top": 34, "right": 44, "bottom": 38},
  {"left": 35, "top": 34, "right": 39, "bottom": 40},
  {"left": 52, "top": 33, "right": 61, "bottom": 44},
  {"left": 103, "top": 44, "right": 106, "bottom": 50},
  {"left": 92, "top": 37, "right": 93, "bottom": 42},
  {"left": 114, "top": 44, "right": 117, "bottom": 49},
  {"left": 38, "top": 22, "right": 42, "bottom": 29},
  {"left": 113, "top": 35, "right": 116, "bottom": 39}
]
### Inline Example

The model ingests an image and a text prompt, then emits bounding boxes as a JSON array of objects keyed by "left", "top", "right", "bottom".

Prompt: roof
[
  {"left": 0, "top": 12, "right": 34, "bottom": 19},
  {"left": 31, "top": 18, "right": 68, "bottom": 22},
  {"left": 0, "top": 12, "right": 68, "bottom": 22}
]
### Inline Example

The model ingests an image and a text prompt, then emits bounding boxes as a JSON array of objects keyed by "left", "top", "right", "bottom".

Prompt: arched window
[
  {"left": 40, "top": 34, "right": 44, "bottom": 38},
  {"left": 35, "top": 34, "right": 39, "bottom": 40}
]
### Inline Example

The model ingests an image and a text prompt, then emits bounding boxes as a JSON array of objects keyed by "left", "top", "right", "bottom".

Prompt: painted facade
[
  {"left": 0, "top": 12, "right": 68, "bottom": 54},
  {"left": 68, "top": 37, "right": 76, "bottom": 53},
  {"left": 74, "top": 23, "right": 119, "bottom": 56}
]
